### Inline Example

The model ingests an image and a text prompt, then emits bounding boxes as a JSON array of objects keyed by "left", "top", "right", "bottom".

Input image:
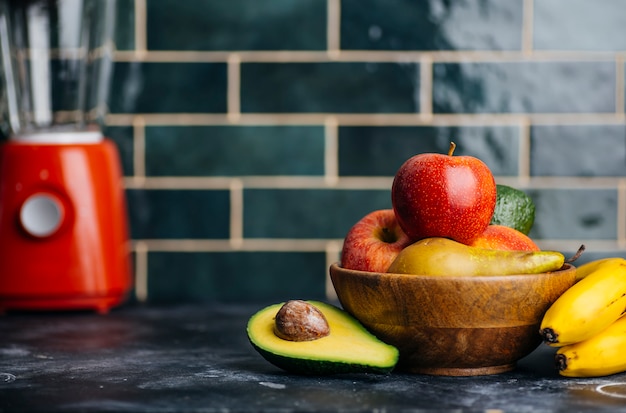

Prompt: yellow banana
[
  {"left": 539, "top": 257, "right": 626, "bottom": 347},
  {"left": 574, "top": 257, "right": 621, "bottom": 281},
  {"left": 555, "top": 315, "right": 626, "bottom": 377}
]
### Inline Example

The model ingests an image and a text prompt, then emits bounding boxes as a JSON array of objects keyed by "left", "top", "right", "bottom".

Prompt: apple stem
[{"left": 448, "top": 142, "right": 456, "bottom": 156}]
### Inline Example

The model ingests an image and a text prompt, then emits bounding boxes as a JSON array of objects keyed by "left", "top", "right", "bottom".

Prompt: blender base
[
  {"left": 0, "top": 136, "right": 133, "bottom": 314},
  {"left": 0, "top": 293, "right": 129, "bottom": 314}
]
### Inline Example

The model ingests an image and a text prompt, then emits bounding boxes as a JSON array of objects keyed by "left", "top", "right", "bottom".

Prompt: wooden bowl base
[{"left": 400, "top": 363, "right": 516, "bottom": 376}]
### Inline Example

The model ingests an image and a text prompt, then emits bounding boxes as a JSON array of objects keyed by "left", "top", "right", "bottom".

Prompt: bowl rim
[{"left": 330, "top": 262, "right": 575, "bottom": 283}]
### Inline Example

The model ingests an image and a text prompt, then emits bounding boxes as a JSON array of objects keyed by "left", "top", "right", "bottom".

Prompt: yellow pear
[{"left": 387, "top": 237, "right": 564, "bottom": 276}]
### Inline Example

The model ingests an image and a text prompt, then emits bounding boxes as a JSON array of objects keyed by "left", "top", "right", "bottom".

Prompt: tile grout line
[
  {"left": 419, "top": 55, "right": 433, "bottom": 120},
  {"left": 123, "top": 176, "right": 392, "bottom": 190},
  {"left": 327, "top": 0, "right": 341, "bottom": 59},
  {"left": 522, "top": 0, "right": 534, "bottom": 56},
  {"left": 227, "top": 54, "right": 241, "bottom": 122},
  {"left": 133, "top": 238, "right": 342, "bottom": 252},
  {"left": 618, "top": 179, "right": 626, "bottom": 248},
  {"left": 133, "top": 241, "right": 149, "bottom": 303},
  {"left": 133, "top": 116, "right": 146, "bottom": 180},
  {"left": 113, "top": 50, "right": 626, "bottom": 63},
  {"left": 324, "top": 116, "right": 339, "bottom": 186},
  {"left": 108, "top": 112, "right": 626, "bottom": 127},
  {"left": 616, "top": 56, "right": 625, "bottom": 114},
  {"left": 325, "top": 240, "right": 342, "bottom": 301},
  {"left": 518, "top": 117, "right": 531, "bottom": 185},
  {"left": 229, "top": 179, "right": 244, "bottom": 249},
  {"left": 134, "top": 0, "right": 147, "bottom": 54}
]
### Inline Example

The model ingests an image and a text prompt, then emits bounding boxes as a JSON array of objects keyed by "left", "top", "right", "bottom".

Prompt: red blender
[{"left": 0, "top": 0, "right": 132, "bottom": 313}]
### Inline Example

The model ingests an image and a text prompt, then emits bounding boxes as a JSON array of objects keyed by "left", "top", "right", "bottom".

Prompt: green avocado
[
  {"left": 490, "top": 184, "right": 536, "bottom": 235},
  {"left": 247, "top": 301, "right": 398, "bottom": 375}
]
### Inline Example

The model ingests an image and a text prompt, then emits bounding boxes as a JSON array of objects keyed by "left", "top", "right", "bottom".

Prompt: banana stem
[
  {"left": 540, "top": 327, "right": 559, "bottom": 344},
  {"left": 555, "top": 353, "right": 568, "bottom": 372}
]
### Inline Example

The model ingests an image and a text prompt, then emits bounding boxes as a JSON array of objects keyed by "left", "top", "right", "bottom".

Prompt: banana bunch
[
  {"left": 539, "top": 257, "right": 626, "bottom": 377},
  {"left": 555, "top": 316, "right": 626, "bottom": 377}
]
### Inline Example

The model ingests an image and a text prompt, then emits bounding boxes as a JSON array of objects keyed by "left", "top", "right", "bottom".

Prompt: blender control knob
[{"left": 20, "top": 194, "right": 64, "bottom": 237}]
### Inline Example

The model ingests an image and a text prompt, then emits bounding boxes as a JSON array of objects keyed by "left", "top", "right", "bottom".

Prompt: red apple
[
  {"left": 469, "top": 225, "right": 540, "bottom": 251},
  {"left": 341, "top": 209, "right": 412, "bottom": 272},
  {"left": 391, "top": 142, "right": 496, "bottom": 244}
]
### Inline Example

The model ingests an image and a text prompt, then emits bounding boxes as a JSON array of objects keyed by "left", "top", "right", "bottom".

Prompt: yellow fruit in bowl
[{"left": 387, "top": 237, "right": 564, "bottom": 277}]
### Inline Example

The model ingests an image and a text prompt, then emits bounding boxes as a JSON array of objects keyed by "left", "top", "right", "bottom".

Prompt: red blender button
[{"left": 19, "top": 194, "right": 64, "bottom": 238}]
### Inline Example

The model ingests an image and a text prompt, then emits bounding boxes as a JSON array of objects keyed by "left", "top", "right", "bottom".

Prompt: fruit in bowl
[
  {"left": 490, "top": 184, "right": 536, "bottom": 235},
  {"left": 341, "top": 209, "right": 412, "bottom": 273},
  {"left": 329, "top": 261, "right": 576, "bottom": 376},
  {"left": 469, "top": 225, "right": 539, "bottom": 251},
  {"left": 391, "top": 142, "right": 496, "bottom": 245},
  {"left": 387, "top": 237, "right": 561, "bottom": 276}
]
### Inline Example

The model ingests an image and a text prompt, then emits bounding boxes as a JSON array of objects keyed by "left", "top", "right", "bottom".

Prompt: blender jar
[{"left": 0, "top": 0, "right": 116, "bottom": 140}]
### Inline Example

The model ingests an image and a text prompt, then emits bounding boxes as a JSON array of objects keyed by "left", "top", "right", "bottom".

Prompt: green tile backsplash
[
  {"left": 145, "top": 126, "right": 325, "bottom": 176},
  {"left": 433, "top": 62, "right": 615, "bottom": 114},
  {"left": 110, "top": 62, "right": 228, "bottom": 113},
  {"left": 241, "top": 62, "right": 419, "bottom": 113},
  {"left": 243, "top": 189, "right": 392, "bottom": 239},
  {"left": 341, "top": 0, "right": 524, "bottom": 51},
  {"left": 338, "top": 126, "right": 520, "bottom": 176},
  {"left": 146, "top": 0, "right": 327, "bottom": 51},
  {"left": 529, "top": 189, "right": 618, "bottom": 240},
  {"left": 531, "top": 125, "right": 626, "bottom": 177},
  {"left": 127, "top": 189, "right": 231, "bottom": 239},
  {"left": 534, "top": 0, "right": 626, "bottom": 51},
  {"left": 147, "top": 252, "right": 328, "bottom": 303},
  {"left": 103, "top": 0, "right": 626, "bottom": 304}
]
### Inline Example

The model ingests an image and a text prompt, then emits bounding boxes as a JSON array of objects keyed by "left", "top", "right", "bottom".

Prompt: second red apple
[
  {"left": 469, "top": 225, "right": 540, "bottom": 251},
  {"left": 341, "top": 209, "right": 412, "bottom": 273}
]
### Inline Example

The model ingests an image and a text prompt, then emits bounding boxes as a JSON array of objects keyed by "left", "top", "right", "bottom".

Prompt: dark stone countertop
[{"left": 1, "top": 303, "right": 626, "bottom": 412}]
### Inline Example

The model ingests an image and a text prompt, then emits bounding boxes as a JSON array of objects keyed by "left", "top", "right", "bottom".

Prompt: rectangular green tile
[
  {"left": 146, "top": 0, "right": 326, "bottom": 51},
  {"left": 341, "top": 0, "right": 523, "bottom": 51},
  {"left": 243, "top": 189, "right": 392, "bottom": 239},
  {"left": 527, "top": 188, "right": 617, "bottom": 240},
  {"left": 145, "top": 126, "right": 325, "bottom": 176},
  {"left": 534, "top": 0, "right": 626, "bottom": 51},
  {"left": 126, "top": 189, "right": 230, "bottom": 239},
  {"left": 433, "top": 62, "right": 615, "bottom": 114},
  {"left": 241, "top": 62, "right": 419, "bottom": 113},
  {"left": 147, "top": 251, "right": 328, "bottom": 303},
  {"left": 339, "top": 126, "right": 519, "bottom": 177},
  {"left": 103, "top": 126, "right": 134, "bottom": 177},
  {"left": 114, "top": 0, "right": 135, "bottom": 50},
  {"left": 109, "top": 62, "right": 227, "bottom": 113},
  {"left": 531, "top": 125, "right": 626, "bottom": 177}
]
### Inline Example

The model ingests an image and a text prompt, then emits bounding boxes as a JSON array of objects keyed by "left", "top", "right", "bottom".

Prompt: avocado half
[{"left": 247, "top": 301, "right": 399, "bottom": 375}]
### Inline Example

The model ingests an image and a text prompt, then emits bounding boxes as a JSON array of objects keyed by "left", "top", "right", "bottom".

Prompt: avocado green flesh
[
  {"left": 491, "top": 184, "right": 536, "bottom": 235},
  {"left": 247, "top": 301, "right": 399, "bottom": 375}
]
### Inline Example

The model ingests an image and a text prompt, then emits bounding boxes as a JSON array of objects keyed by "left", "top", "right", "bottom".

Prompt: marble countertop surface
[{"left": 1, "top": 303, "right": 626, "bottom": 412}]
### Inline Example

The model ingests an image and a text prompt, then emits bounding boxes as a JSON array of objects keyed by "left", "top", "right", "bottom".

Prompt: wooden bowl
[{"left": 329, "top": 262, "right": 576, "bottom": 376}]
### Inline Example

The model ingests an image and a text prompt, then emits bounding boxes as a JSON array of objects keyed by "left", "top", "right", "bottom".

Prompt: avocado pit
[{"left": 274, "top": 300, "right": 330, "bottom": 341}]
